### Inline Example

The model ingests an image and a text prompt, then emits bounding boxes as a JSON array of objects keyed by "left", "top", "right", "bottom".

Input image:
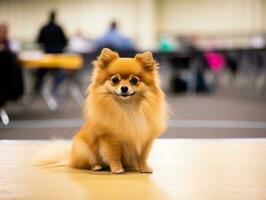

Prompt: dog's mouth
[{"left": 114, "top": 92, "right": 136, "bottom": 98}]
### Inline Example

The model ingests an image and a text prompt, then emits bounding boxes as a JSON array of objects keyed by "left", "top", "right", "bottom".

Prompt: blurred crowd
[
  {"left": 0, "top": 10, "right": 266, "bottom": 120},
  {"left": 0, "top": 11, "right": 137, "bottom": 102}
]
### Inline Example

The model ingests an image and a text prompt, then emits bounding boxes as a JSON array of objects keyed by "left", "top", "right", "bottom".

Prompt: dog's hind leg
[{"left": 70, "top": 136, "right": 99, "bottom": 169}]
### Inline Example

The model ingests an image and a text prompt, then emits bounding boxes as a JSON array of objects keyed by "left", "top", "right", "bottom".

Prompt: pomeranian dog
[{"left": 36, "top": 48, "right": 167, "bottom": 174}]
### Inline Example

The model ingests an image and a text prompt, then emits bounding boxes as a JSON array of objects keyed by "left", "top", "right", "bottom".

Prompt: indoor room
[{"left": 0, "top": 0, "right": 266, "bottom": 199}]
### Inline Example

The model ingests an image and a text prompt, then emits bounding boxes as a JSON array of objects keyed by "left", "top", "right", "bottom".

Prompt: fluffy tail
[{"left": 33, "top": 140, "right": 71, "bottom": 167}]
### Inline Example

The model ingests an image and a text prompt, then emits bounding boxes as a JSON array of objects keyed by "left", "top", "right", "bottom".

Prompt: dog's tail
[{"left": 33, "top": 140, "right": 71, "bottom": 167}]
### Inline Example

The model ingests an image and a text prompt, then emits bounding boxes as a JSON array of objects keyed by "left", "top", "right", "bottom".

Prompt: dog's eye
[
  {"left": 130, "top": 77, "right": 139, "bottom": 85},
  {"left": 111, "top": 76, "right": 120, "bottom": 85}
]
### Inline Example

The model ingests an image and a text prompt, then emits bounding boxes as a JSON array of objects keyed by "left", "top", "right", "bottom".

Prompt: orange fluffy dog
[
  {"left": 36, "top": 48, "right": 167, "bottom": 174},
  {"left": 71, "top": 48, "right": 167, "bottom": 173}
]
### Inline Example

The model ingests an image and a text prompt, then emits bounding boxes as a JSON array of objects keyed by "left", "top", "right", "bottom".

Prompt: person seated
[
  {"left": 94, "top": 21, "right": 135, "bottom": 53},
  {"left": 0, "top": 23, "right": 9, "bottom": 51},
  {"left": 68, "top": 30, "right": 91, "bottom": 53}
]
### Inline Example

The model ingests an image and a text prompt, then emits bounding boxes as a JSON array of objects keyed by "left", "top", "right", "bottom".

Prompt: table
[
  {"left": 0, "top": 139, "right": 266, "bottom": 200},
  {"left": 19, "top": 53, "right": 83, "bottom": 70},
  {"left": 18, "top": 53, "right": 84, "bottom": 111}
]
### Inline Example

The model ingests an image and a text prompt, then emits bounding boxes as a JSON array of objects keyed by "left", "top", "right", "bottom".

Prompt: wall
[
  {"left": 1, "top": 0, "right": 266, "bottom": 49},
  {"left": 157, "top": 0, "right": 264, "bottom": 35},
  {"left": 262, "top": 0, "right": 266, "bottom": 32},
  {"left": 0, "top": 0, "right": 138, "bottom": 41}
]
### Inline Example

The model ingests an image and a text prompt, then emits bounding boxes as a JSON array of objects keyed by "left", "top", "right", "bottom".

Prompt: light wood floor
[{"left": 0, "top": 139, "right": 266, "bottom": 200}]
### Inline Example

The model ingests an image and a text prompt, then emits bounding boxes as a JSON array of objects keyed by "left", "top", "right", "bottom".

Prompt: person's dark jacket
[
  {"left": 0, "top": 50, "right": 23, "bottom": 106},
  {"left": 37, "top": 22, "right": 67, "bottom": 53}
]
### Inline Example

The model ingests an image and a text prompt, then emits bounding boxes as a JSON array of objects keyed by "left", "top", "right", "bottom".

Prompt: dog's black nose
[{"left": 121, "top": 86, "right": 128, "bottom": 93}]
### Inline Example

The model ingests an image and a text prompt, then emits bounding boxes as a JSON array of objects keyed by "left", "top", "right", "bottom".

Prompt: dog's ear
[
  {"left": 94, "top": 48, "right": 119, "bottom": 68},
  {"left": 135, "top": 51, "right": 157, "bottom": 71}
]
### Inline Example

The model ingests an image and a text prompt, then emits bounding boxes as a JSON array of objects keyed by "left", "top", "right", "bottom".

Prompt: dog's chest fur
[{"left": 111, "top": 102, "right": 151, "bottom": 141}]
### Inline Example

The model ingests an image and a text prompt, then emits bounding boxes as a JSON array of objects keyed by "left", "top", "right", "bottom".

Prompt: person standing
[{"left": 35, "top": 10, "right": 68, "bottom": 97}]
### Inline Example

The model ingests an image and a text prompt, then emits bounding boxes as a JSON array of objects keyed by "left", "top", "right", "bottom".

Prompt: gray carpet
[{"left": 1, "top": 91, "right": 266, "bottom": 139}]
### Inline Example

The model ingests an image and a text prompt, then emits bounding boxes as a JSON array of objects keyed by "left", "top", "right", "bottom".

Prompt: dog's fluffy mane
[{"left": 84, "top": 49, "right": 167, "bottom": 142}]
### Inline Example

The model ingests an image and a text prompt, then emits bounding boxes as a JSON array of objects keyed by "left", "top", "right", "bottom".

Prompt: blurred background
[{"left": 0, "top": 0, "right": 265, "bottom": 139}]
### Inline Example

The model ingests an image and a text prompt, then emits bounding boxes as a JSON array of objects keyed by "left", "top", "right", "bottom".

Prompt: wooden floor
[{"left": 1, "top": 139, "right": 266, "bottom": 200}]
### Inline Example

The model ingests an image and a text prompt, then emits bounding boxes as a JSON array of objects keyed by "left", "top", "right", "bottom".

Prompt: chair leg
[
  {"left": 68, "top": 70, "right": 84, "bottom": 107},
  {"left": 41, "top": 86, "right": 58, "bottom": 111},
  {"left": 69, "top": 84, "right": 84, "bottom": 107},
  {"left": 0, "top": 108, "right": 9, "bottom": 125}
]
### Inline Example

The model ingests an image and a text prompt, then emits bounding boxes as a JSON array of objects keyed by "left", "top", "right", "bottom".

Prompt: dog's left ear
[{"left": 135, "top": 52, "right": 157, "bottom": 71}]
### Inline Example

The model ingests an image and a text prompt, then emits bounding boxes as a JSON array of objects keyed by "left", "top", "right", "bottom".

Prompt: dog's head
[{"left": 91, "top": 48, "right": 159, "bottom": 101}]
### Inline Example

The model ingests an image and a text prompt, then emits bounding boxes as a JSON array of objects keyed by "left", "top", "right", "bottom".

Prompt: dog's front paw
[
  {"left": 90, "top": 165, "right": 103, "bottom": 171},
  {"left": 139, "top": 165, "right": 153, "bottom": 173},
  {"left": 111, "top": 167, "right": 125, "bottom": 174}
]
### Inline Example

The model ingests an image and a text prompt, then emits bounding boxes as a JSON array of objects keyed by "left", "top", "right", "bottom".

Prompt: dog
[{"left": 35, "top": 48, "right": 167, "bottom": 174}]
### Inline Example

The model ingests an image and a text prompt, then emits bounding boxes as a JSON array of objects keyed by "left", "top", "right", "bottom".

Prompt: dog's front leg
[
  {"left": 138, "top": 140, "right": 154, "bottom": 173},
  {"left": 100, "top": 138, "right": 124, "bottom": 174}
]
